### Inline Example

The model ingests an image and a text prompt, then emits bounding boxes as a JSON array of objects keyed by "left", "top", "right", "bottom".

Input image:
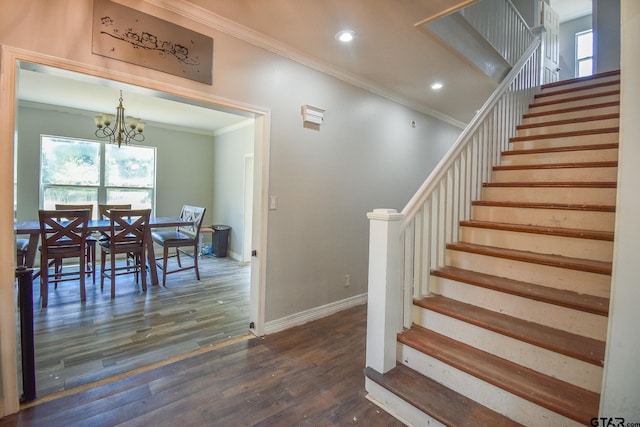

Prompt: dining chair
[
  {"left": 16, "top": 238, "right": 29, "bottom": 266},
  {"left": 55, "top": 204, "right": 97, "bottom": 284},
  {"left": 98, "top": 204, "right": 132, "bottom": 220},
  {"left": 100, "top": 208, "right": 151, "bottom": 298},
  {"left": 151, "top": 205, "right": 206, "bottom": 286},
  {"left": 38, "top": 209, "right": 90, "bottom": 308},
  {"left": 98, "top": 203, "right": 134, "bottom": 266}
]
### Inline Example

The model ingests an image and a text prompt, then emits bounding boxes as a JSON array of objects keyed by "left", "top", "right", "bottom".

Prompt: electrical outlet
[{"left": 344, "top": 274, "right": 351, "bottom": 287}]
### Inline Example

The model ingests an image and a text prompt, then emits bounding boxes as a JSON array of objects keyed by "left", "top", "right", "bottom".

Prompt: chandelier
[{"left": 94, "top": 91, "right": 145, "bottom": 147}]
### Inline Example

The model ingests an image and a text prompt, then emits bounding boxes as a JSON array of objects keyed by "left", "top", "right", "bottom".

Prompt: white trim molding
[{"left": 264, "top": 294, "right": 368, "bottom": 335}]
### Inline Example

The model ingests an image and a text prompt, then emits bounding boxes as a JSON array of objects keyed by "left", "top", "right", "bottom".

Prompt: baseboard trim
[{"left": 264, "top": 293, "right": 368, "bottom": 335}]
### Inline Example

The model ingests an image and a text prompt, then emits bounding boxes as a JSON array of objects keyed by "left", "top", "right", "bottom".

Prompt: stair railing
[
  {"left": 459, "top": 0, "right": 535, "bottom": 66},
  {"left": 366, "top": 37, "right": 541, "bottom": 374}
]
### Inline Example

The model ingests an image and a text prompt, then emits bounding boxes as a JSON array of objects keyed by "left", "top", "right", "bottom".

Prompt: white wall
[
  {"left": 558, "top": 15, "right": 592, "bottom": 80},
  {"left": 594, "top": 0, "right": 621, "bottom": 73},
  {"left": 15, "top": 104, "right": 216, "bottom": 226},
  {"left": 600, "top": 0, "right": 640, "bottom": 419},
  {"left": 212, "top": 123, "right": 255, "bottom": 260}
]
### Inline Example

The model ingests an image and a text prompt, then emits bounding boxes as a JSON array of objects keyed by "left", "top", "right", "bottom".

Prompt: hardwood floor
[
  {"left": 18, "top": 255, "right": 251, "bottom": 397},
  {"left": 4, "top": 304, "right": 402, "bottom": 426}
]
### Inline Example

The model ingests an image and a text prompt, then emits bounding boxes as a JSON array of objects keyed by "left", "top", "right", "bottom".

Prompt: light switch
[{"left": 269, "top": 195, "right": 278, "bottom": 210}]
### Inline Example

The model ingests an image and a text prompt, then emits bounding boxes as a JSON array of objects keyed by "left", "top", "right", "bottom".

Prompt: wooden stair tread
[
  {"left": 502, "top": 142, "right": 618, "bottom": 155},
  {"left": 529, "top": 89, "right": 620, "bottom": 108},
  {"left": 432, "top": 266, "right": 609, "bottom": 316},
  {"left": 414, "top": 295, "right": 605, "bottom": 366},
  {"left": 494, "top": 161, "right": 617, "bottom": 171},
  {"left": 509, "top": 127, "right": 619, "bottom": 142},
  {"left": 459, "top": 219, "right": 614, "bottom": 241},
  {"left": 516, "top": 113, "right": 619, "bottom": 130},
  {"left": 398, "top": 326, "right": 600, "bottom": 425},
  {"left": 540, "top": 70, "right": 619, "bottom": 90},
  {"left": 365, "top": 365, "right": 523, "bottom": 427},
  {"left": 483, "top": 181, "right": 616, "bottom": 188},
  {"left": 472, "top": 200, "right": 615, "bottom": 212},
  {"left": 523, "top": 101, "right": 619, "bottom": 119},
  {"left": 535, "top": 80, "right": 619, "bottom": 99},
  {"left": 446, "top": 241, "right": 612, "bottom": 275}
]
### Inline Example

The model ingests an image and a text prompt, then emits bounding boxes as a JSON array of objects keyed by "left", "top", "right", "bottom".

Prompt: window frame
[
  {"left": 575, "top": 29, "right": 593, "bottom": 78},
  {"left": 39, "top": 135, "right": 157, "bottom": 216}
]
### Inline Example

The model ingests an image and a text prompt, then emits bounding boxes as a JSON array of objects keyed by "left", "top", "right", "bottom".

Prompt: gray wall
[
  {"left": 16, "top": 104, "right": 216, "bottom": 228},
  {"left": 2, "top": 0, "right": 461, "bottom": 325},
  {"left": 558, "top": 15, "right": 593, "bottom": 80},
  {"left": 212, "top": 123, "right": 255, "bottom": 260},
  {"left": 594, "top": 0, "right": 621, "bottom": 73}
]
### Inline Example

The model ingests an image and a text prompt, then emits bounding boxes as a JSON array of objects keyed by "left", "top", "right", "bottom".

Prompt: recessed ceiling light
[
  {"left": 431, "top": 82, "right": 444, "bottom": 90},
  {"left": 335, "top": 30, "right": 355, "bottom": 43}
]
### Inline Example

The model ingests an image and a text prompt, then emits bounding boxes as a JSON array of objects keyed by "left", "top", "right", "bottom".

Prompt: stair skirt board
[
  {"left": 470, "top": 205, "right": 615, "bottom": 232},
  {"left": 365, "top": 378, "right": 446, "bottom": 427},
  {"left": 445, "top": 249, "right": 611, "bottom": 297},
  {"left": 458, "top": 226, "right": 613, "bottom": 262},
  {"left": 398, "top": 345, "right": 584, "bottom": 427},
  {"left": 429, "top": 276, "right": 608, "bottom": 340},
  {"left": 410, "top": 307, "right": 603, "bottom": 392}
]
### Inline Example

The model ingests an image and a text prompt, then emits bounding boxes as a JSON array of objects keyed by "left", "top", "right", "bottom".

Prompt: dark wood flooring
[
  {"left": 3, "top": 304, "right": 402, "bottom": 426},
  {"left": 17, "top": 255, "right": 251, "bottom": 397}
]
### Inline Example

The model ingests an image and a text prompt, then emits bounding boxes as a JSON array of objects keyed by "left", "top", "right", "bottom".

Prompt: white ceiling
[{"left": 18, "top": 0, "right": 591, "bottom": 133}]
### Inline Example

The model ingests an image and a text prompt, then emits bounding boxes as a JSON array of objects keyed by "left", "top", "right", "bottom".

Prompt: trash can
[{"left": 211, "top": 225, "right": 231, "bottom": 257}]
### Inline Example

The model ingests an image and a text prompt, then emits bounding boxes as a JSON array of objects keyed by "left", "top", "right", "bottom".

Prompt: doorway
[{"left": 0, "top": 46, "right": 269, "bottom": 407}]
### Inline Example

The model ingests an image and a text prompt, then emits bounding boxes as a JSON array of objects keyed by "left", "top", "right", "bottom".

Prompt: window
[
  {"left": 576, "top": 29, "right": 593, "bottom": 78},
  {"left": 40, "top": 135, "right": 156, "bottom": 217}
]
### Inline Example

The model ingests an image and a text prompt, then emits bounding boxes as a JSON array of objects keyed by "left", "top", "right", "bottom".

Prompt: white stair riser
[
  {"left": 411, "top": 306, "right": 603, "bottom": 392},
  {"left": 521, "top": 105, "right": 619, "bottom": 125},
  {"left": 540, "top": 75, "right": 620, "bottom": 93},
  {"left": 528, "top": 94, "right": 620, "bottom": 113},
  {"left": 471, "top": 205, "right": 615, "bottom": 232},
  {"left": 430, "top": 276, "right": 608, "bottom": 340},
  {"left": 492, "top": 167, "right": 617, "bottom": 183},
  {"left": 459, "top": 226, "right": 613, "bottom": 262},
  {"left": 535, "top": 84, "right": 620, "bottom": 104},
  {"left": 481, "top": 186, "right": 617, "bottom": 205},
  {"left": 516, "top": 118, "right": 619, "bottom": 137},
  {"left": 399, "top": 345, "right": 584, "bottom": 427},
  {"left": 365, "top": 379, "right": 444, "bottom": 427},
  {"left": 445, "top": 249, "right": 611, "bottom": 298},
  {"left": 510, "top": 132, "right": 619, "bottom": 150},
  {"left": 500, "top": 148, "right": 618, "bottom": 166}
]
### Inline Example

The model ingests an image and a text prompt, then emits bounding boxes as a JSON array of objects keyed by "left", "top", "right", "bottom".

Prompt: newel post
[{"left": 366, "top": 208, "right": 404, "bottom": 374}]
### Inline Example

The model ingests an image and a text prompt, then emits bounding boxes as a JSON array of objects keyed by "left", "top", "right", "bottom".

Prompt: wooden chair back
[
  {"left": 39, "top": 209, "right": 90, "bottom": 258},
  {"left": 99, "top": 204, "right": 132, "bottom": 220},
  {"left": 106, "top": 209, "right": 151, "bottom": 253},
  {"left": 177, "top": 205, "right": 206, "bottom": 240},
  {"left": 55, "top": 204, "right": 94, "bottom": 220}
]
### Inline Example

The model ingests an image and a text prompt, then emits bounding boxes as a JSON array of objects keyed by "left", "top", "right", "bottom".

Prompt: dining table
[{"left": 14, "top": 216, "right": 192, "bottom": 286}]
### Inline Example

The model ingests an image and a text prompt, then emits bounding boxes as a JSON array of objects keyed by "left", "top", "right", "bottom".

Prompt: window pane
[
  {"left": 577, "top": 31, "right": 593, "bottom": 59},
  {"left": 106, "top": 188, "right": 153, "bottom": 210},
  {"left": 105, "top": 144, "right": 155, "bottom": 188},
  {"left": 41, "top": 137, "right": 100, "bottom": 186},
  {"left": 43, "top": 186, "right": 98, "bottom": 215},
  {"left": 578, "top": 59, "right": 593, "bottom": 77}
]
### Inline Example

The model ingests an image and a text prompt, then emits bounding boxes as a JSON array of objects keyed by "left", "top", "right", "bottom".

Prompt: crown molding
[{"left": 143, "top": 0, "right": 466, "bottom": 129}]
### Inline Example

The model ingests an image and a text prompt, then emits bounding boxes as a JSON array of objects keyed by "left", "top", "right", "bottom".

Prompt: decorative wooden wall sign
[{"left": 92, "top": 0, "right": 213, "bottom": 84}]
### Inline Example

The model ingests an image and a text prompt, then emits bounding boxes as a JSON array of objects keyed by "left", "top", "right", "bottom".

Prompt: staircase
[{"left": 366, "top": 71, "right": 619, "bottom": 426}]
